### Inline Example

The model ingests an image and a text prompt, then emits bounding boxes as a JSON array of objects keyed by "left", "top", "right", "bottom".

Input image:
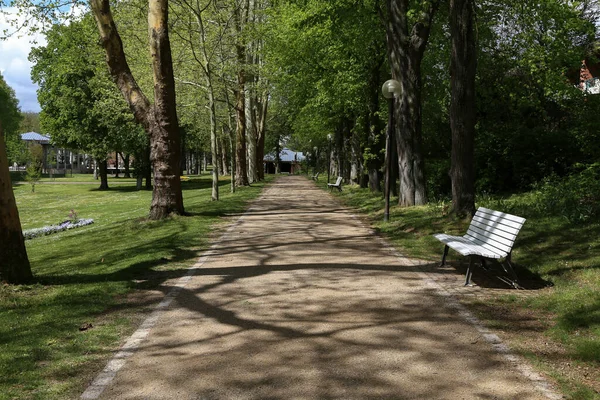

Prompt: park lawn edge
[{"left": 321, "top": 179, "right": 600, "bottom": 400}]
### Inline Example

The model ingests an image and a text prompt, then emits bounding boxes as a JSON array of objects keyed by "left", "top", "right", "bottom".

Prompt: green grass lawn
[
  {"left": 328, "top": 183, "right": 600, "bottom": 399},
  {"left": 1, "top": 175, "right": 271, "bottom": 400}
]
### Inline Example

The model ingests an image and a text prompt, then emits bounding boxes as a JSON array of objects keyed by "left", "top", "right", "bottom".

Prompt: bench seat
[{"left": 433, "top": 234, "right": 508, "bottom": 259}]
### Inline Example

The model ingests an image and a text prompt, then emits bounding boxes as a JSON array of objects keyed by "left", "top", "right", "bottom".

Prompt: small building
[
  {"left": 21, "top": 132, "right": 92, "bottom": 174},
  {"left": 264, "top": 148, "right": 305, "bottom": 174}
]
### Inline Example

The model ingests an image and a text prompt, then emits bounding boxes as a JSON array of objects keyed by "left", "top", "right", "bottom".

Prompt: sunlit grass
[{"left": 1, "top": 175, "right": 271, "bottom": 400}]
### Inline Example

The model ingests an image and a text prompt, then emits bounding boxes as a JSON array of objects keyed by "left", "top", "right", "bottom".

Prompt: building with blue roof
[{"left": 264, "top": 148, "right": 305, "bottom": 174}]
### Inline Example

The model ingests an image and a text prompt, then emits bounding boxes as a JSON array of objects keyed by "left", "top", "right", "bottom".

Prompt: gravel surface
[{"left": 87, "top": 175, "right": 556, "bottom": 400}]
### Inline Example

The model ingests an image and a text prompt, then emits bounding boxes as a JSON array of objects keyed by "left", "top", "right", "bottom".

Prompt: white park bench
[
  {"left": 433, "top": 207, "right": 526, "bottom": 288},
  {"left": 327, "top": 176, "right": 343, "bottom": 191},
  {"left": 311, "top": 172, "right": 320, "bottom": 181}
]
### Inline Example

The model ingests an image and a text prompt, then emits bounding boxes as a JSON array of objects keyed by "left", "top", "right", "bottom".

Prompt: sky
[{"left": 0, "top": 8, "right": 47, "bottom": 113}]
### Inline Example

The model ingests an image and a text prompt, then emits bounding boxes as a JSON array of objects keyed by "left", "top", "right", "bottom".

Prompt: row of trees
[
  {"left": 264, "top": 0, "right": 598, "bottom": 214},
  {"left": 2, "top": 0, "right": 599, "bottom": 283}
]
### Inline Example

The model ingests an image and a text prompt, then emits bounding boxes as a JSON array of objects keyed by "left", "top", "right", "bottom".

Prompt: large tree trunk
[
  {"left": 383, "top": 0, "right": 438, "bottom": 206},
  {"left": 121, "top": 153, "right": 131, "bottom": 178},
  {"left": 0, "top": 121, "right": 33, "bottom": 284},
  {"left": 450, "top": 0, "right": 477, "bottom": 217},
  {"left": 247, "top": 94, "right": 257, "bottom": 183},
  {"left": 98, "top": 159, "right": 109, "bottom": 190},
  {"left": 90, "top": 0, "right": 184, "bottom": 219},
  {"left": 210, "top": 84, "right": 219, "bottom": 201},
  {"left": 233, "top": 2, "right": 249, "bottom": 187},
  {"left": 256, "top": 91, "right": 267, "bottom": 181},
  {"left": 220, "top": 135, "right": 229, "bottom": 176}
]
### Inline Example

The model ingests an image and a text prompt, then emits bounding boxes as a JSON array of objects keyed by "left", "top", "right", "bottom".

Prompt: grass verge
[
  {"left": 326, "top": 183, "right": 600, "bottom": 399},
  {"left": 1, "top": 175, "right": 271, "bottom": 400}
]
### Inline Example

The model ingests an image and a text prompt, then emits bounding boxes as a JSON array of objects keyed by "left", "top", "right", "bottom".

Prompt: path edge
[
  {"left": 80, "top": 187, "right": 271, "bottom": 399},
  {"left": 343, "top": 209, "right": 564, "bottom": 400}
]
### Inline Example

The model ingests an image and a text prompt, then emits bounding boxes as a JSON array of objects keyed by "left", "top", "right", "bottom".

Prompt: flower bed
[{"left": 23, "top": 219, "right": 94, "bottom": 240}]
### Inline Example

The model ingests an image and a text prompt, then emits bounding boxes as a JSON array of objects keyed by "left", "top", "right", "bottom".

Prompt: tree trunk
[
  {"left": 144, "top": 144, "right": 152, "bottom": 190},
  {"left": 256, "top": 91, "right": 268, "bottom": 181},
  {"left": 220, "top": 135, "right": 229, "bottom": 176},
  {"left": 121, "top": 153, "right": 131, "bottom": 178},
  {"left": 235, "top": 68, "right": 249, "bottom": 186},
  {"left": 99, "top": 159, "right": 109, "bottom": 190},
  {"left": 450, "top": 0, "right": 477, "bottom": 217},
  {"left": 384, "top": 0, "right": 438, "bottom": 206},
  {"left": 247, "top": 94, "right": 257, "bottom": 183},
  {"left": 90, "top": 0, "right": 184, "bottom": 219},
  {"left": 0, "top": 121, "right": 33, "bottom": 284},
  {"left": 114, "top": 152, "right": 119, "bottom": 177},
  {"left": 233, "top": 2, "right": 249, "bottom": 187}
]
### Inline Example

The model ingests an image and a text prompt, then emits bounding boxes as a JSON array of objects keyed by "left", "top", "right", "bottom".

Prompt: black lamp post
[{"left": 381, "top": 79, "right": 402, "bottom": 222}]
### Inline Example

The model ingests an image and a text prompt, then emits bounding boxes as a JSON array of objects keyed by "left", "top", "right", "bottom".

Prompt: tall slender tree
[{"left": 449, "top": 0, "right": 476, "bottom": 216}]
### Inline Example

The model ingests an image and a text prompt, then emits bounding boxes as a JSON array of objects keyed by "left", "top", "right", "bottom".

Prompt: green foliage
[
  {"left": 265, "top": 0, "right": 387, "bottom": 151},
  {"left": 0, "top": 72, "right": 22, "bottom": 138},
  {"left": 30, "top": 16, "right": 142, "bottom": 161},
  {"left": 472, "top": 0, "right": 596, "bottom": 193},
  {"left": 24, "top": 164, "right": 41, "bottom": 194},
  {"left": 0, "top": 72, "right": 24, "bottom": 167},
  {"left": 534, "top": 164, "right": 600, "bottom": 223},
  {"left": 19, "top": 112, "right": 41, "bottom": 133}
]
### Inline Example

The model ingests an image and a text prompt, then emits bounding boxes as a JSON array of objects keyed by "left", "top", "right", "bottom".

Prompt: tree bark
[
  {"left": 0, "top": 121, "right": 33, "bottom": 284},
  {"left": 90, "top": 0, "right": 184, "bottom": 219},
  {"left": 450, "top": 0, "right": 477, "bottom": 217},
  {"left": 383, "top": 0, "right": 438, "bottom": 206},
  {"left": 98, "top": 159, "right": 109, "bottom": 190},
  {"left": 256, "top": 91, "right": 268, "bottom": 181},
  {"left": 247, "top": 93, "right": 257, "bottom": 183},
  {"left": 114, "top": 152, "right": 119, "bottom": 177},
  {"left": 233, "top": 2, "right": 249, "bottom": 187},
  {"left": 121, "top": 152, "right": 131, "bottom": 178}
]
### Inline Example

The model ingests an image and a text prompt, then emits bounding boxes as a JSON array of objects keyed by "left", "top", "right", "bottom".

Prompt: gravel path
[{"left": 85, "top": 175, "right": 556, "bottom": 400}]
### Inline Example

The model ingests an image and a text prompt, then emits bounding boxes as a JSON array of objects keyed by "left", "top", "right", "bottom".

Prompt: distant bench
[
  {"left": 433, "top": 207, "right": 526, "bottom": 288},
  {"left": 327, "top": 176, "right": 343, "bottom": 191}
]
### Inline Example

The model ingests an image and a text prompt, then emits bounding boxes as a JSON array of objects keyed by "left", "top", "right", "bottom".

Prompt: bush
[{"left": 535, "top": 164, "right": 600, "bottom": 223}]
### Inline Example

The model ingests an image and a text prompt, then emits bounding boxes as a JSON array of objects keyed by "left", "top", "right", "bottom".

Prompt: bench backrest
[
  {"left": 465, "top": 207, "right": 526, "bottom": 256},
  {"left": 334, "top": 176, "right": 342, "bottom": 185}
]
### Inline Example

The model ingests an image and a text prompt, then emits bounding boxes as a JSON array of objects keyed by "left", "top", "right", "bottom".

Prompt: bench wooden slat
[
  {"left": 433, "top": 234, "right": 505, "bottom": 258},
  {"left": 470, "top": 214, "right": 524, "bottom": 235},
  {"left": 467, "top": 222, "right": 518, "bottom": 246},
  {"left": 467, "top": 221, "right": 518, "bottom": 243},
  {"left": 478, "top": 207, "right": 526, "bottom": 225},
  {"left": 464, "top": 234, "right": 510, "bottom": 257},
  {"left": 465, "top": 228, "right": 514, "bottom": 253}
]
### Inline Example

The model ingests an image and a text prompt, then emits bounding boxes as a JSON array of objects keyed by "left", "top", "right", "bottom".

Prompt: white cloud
[{"left": 0, "top": 8, "right": 47, "bottom": 112}]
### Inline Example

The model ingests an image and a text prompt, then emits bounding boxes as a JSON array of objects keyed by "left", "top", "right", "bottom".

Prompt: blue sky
[{"left": 0, "top": 8, "right": 46, "bottom": 112}]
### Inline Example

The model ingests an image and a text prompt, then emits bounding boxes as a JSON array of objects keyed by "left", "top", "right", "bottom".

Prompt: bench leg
[
  {"left": 502, "top": 254, "right": 522, "bottom": 289},
  {"left": 439, "top": 245, "right": 449, "bottom": 267},
  {"left": 465, "top": 256, "right": 475, "bottom": 286}
]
